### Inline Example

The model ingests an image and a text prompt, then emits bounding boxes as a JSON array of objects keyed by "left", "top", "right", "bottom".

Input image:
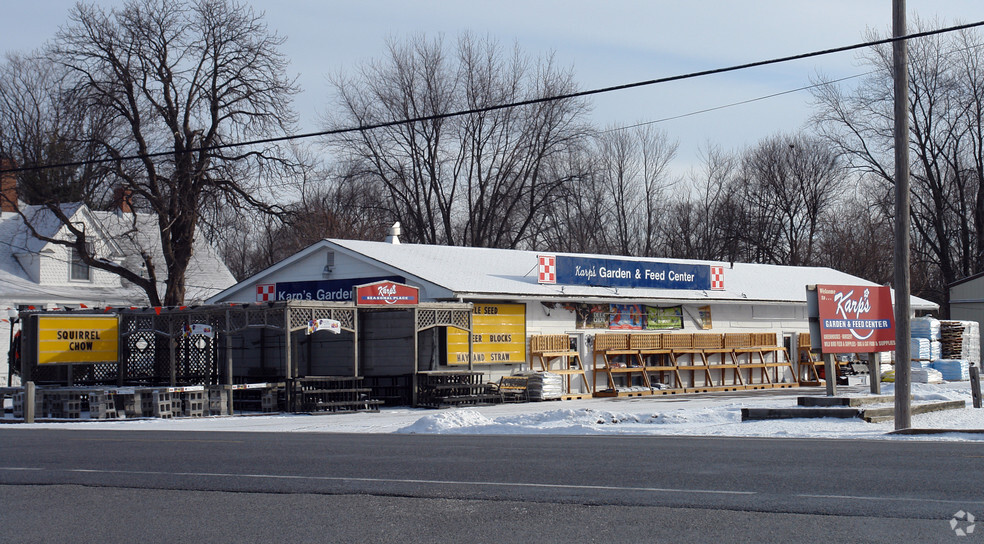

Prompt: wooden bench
[
  {"left": 529, "top": 334, "right": 591, "bottom": 397},
  {"left": 496, "top": 375, "right": 529, "bottom": 403}
]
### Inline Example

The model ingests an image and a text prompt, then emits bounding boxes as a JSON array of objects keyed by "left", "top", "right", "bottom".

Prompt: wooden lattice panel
[
  {"left": 797, "top": 333, "right": 812, "bottom": 347},
  {"left": 724, "top": 333, "right": 752, "bottom": 348},
  {"left": 693, "top": 334, "right": 723, "bottom": 349},
  {"left": 530, "top": 334, "right": 571, "bottom": 354},
  {"left": 753, "top": 333, "right": 777, "bottom": 347},
  {"left": 594, "top": 333, "right": 630, "bottom": 352},
  {"left": 629, "top": 334, "right": 662, "bottom": 350},
  {"left": 662, "top": 334, "right": 693, "bottom": 349}
]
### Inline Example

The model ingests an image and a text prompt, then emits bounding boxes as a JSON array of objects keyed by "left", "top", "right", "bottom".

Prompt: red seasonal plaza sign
[
  {"left": 816, "top": 284, "right": 896, "bottom": 353},
  {"left": 354, "top": 280, "right": 419, "bottom": 306}
]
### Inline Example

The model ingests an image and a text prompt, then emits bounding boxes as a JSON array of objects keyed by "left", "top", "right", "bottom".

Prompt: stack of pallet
[
  {"left": 416, "top": 371, "right": 499, "bottom": 408},
  {"left": 290, "top": 376, "right": 382, "bottom": 413},
  {"left": 940, "top": 320, "right": 980, "bottom": 364}
]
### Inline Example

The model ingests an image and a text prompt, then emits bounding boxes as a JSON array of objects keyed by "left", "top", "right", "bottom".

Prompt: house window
[{"left": 70, "top": 247, "right": 90, "bottom": 281}]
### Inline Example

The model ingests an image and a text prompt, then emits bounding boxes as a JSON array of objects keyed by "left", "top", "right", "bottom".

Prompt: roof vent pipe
[{"left": 385, "top": 221, "right": 401, "bottom": 244}]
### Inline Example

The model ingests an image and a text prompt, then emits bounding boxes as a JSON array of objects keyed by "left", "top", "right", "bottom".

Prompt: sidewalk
[{"left": 6, "top": 382, "right": 982, "bottom": 440}]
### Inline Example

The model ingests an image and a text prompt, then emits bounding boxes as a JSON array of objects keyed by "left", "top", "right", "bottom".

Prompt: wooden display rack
[
  {"left": 730, "top": 333, "right": 796, "bottom": 389},
  {"left": 592, "top": 333, "right": 651, "bottom": 397},
  {"left": 529, "top": 334, "right": 592, "bottom": 399},
  {"left": 796, "top": 333, "right": 822, "bottom": 385},
  {"left": 663, "top": 333, "right": 714, "bottom": 392},
  {"left": 692, "top": 333, "right": 743, "bottom": 392},
  {"left": 630, "top": 334, "right": 681, "bottom": 393}
]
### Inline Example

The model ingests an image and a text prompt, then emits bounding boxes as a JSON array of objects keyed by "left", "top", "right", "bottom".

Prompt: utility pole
[{"left": 893, "top": 0, "right": 912, "bottom": 429}]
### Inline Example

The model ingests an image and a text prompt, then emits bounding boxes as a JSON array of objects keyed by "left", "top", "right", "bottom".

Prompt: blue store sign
[
  {"left": 554, "top": 256, "right": 710, "bottom": 290},
  {"left": 271, "top": 276, "right": 404, "bottom": 302}
]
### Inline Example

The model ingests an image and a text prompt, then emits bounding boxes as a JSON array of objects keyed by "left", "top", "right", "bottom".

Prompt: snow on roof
[
  {"left": 326, "top": 239, "right": 937, "bottom": 309},
  {"left": 0, "top": 204, "right": 235, "bottom": 306},
  {"left": 91, "top": 210, "right": 236, "bottom": 303}
]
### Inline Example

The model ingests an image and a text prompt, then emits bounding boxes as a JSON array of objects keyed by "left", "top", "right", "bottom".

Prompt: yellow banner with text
[
  {"left": 447, "top": 303, "right": 526, "bottom": 365},
  {"left": 37, "top": 315, "right": 119, "bottom": 365}
]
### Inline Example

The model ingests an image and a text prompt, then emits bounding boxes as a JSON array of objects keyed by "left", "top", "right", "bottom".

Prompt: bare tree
[
  {"left": 737, "top": 134, "right": 845, "bottom": 266},
  {"left": 593, "top": 125, "right": 677, "bottom": 256},
  {"left": 663, "top": 145, "right": 737, "bottom": 261},
  {"left": 813, "top": 19, "right": 984, "bottom": 306},
  {"left": 0, "top": 53, "right": 111, "bottom": 206},
  {"left": 1, "top": 0, "right": 299, "bottom": 305},
  {"left": 326, "top": 33, "right": 590, "bottom": 249}
]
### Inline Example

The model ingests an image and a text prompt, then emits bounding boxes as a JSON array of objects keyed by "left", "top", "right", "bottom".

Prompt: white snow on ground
[{"left": 6, "top": 382, "right": 984, "bottom": 440}]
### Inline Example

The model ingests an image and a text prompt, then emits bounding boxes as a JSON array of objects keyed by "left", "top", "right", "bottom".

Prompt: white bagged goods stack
[
  {"left": 910, "top": 338, "right": 931, "bottom": 367},
  {"left": 911, "top": 316, "right": 943, "bottom": 364},
  {"left": 911, "top": 367, "right": 944, "bottom": 384},
  {"left": 961, "top": 321, "right": 980, "bottom": 364},
  {"left": 931, "top": 359, "right": 970, "bottom": 381},
  {"left": 911, "top": 316, "right": 941, "bottom": 340},
  {"left": 516, "top": 372, "right": 563, "bottom": 401}
]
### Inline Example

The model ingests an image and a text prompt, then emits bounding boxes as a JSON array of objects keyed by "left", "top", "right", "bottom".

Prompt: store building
[{"left": 208, "top": 234, "right": 937, "bottom": 396}]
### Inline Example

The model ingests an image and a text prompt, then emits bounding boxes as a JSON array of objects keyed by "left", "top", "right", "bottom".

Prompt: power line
[
  {"left": 1, "top": 19, "right": 983, "bottom": 176},
  {"left": 599, "top": 72, "right": 873, "bottom": 134}
]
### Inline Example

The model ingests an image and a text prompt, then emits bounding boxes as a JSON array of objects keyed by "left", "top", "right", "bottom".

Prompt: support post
[
  {"left": 824, "top": 353, "right": 837, "bottom": 397},
  {"left": 971, "top": 365, "right": 982, "bottom": 409},
  {"left": 24, "top": 381, "right": 35, "bottom": 423},
  {"left": 225, "top": 310, "right": 233, "bottom": 415},
  {"left": 867, "top": 355, "right": 881, "bottom": 394},
  {"left": 892, "top": 0, "right": 912, "bottom": 430}
]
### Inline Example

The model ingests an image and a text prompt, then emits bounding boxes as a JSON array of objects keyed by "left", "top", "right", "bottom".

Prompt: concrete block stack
[{"left": 88, "top": 391, "right": 118, "bottom": 420}]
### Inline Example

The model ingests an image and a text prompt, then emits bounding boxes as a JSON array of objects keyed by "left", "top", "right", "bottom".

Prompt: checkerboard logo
[
  {"left": 710, "top": 266, "right": 725, "bottom": 290},
  {"left": 538, "top": 255, "right": 557, "bottom": 284},
  {"left": 256, "top": 283, "right": 276, "bottom": 302}
]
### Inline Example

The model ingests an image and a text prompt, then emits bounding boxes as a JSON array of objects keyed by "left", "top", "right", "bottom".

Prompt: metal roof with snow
[{"left": 209, "top": 238, "right": 938, "bottom": 311}]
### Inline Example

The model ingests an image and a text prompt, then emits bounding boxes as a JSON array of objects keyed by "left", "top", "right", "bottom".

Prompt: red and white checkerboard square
[
  {"left": 256, "top": 283, "right": 276, "bottom": 302},
  {"left": 710, "top": 266, "right": 725, "bottom": 290},
  {"left": 538, "top": 255, "right": 556, "bottom": 284}
]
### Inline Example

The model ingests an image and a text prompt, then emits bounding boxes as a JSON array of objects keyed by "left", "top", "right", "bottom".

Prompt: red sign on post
[
  {"left": 816, "top": 284, "right": 895, "bottom": 353},
  {"left": 354, "top": 280, "right": 419, "bottom": 306}
]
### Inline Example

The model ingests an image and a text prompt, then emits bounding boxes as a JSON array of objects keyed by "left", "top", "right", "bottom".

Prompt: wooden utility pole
[{"left": 893, "top": 0, "right": 912, "bottom": 429}]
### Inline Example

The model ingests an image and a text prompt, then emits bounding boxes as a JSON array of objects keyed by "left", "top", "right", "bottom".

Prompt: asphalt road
[{"left": 1, "top": 429, "right": 982, "bottom": 543}]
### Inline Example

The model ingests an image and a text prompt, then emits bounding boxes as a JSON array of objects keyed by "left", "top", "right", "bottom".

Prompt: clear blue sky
[{"left": 4, "top": 1, "right": 984, "bottom": 175}]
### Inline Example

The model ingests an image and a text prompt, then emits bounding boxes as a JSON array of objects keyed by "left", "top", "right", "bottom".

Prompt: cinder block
[
  {"left": 88, "top": 391, "right": 118, "bottom": 420},
  {"left": 207, "top": 386, "right": 229, "bottom": 416},
  {"left": 180, "top": 391, "right": 205, "bottom": 417},
  {"left": 152, "top": 390, "right": 172, "bottom": 419}
]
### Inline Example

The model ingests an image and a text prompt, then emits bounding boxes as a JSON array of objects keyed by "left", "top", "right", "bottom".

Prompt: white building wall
[{"left": 951, "top": 275, "right": 984, "bottom": 364}]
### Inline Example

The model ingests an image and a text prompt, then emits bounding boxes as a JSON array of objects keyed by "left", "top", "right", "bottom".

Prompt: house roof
[
  {"left": 210, "top": 238, "right": 938, "bottom": 311},
  {"left": 0, "top": 204, "right": 235, "bottom": 306}
]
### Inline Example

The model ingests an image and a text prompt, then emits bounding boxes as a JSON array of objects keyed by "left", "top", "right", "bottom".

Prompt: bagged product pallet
[
  {"left": 910, "top": 338, "right": 931, "bottom": 363},
  {"left": 931, "top": 359, "right": 971, "bottom": 381},
  {"left": 911, "top": 367, "right": 944, "bottom": 384},
  {"left": 515, "top": 371, "right": 563, "bottom": 401},
  {"left": 911, "top": 316, "right": 941, "bottom": 340}
]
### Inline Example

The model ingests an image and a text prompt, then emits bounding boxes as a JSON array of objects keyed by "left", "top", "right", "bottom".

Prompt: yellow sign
[
  {"left": 448, "top": 303, "right": 526, "bottom": 365},
  {"left": 37, "top": 315, "right": 119, "bottom": 365}
]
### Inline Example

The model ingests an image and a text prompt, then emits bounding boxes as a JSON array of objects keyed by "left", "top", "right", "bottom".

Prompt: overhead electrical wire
[{"left": 1, "top": 19, "right": 983, "bottom": 176}]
